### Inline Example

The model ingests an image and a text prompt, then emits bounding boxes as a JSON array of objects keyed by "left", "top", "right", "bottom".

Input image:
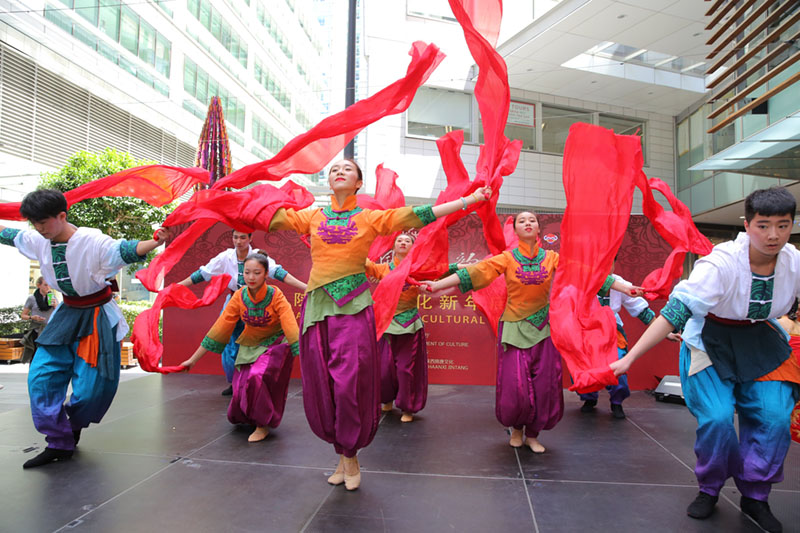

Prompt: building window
[
  {"left": 677, "top": 108, "right": 706, "bottom": 190},
  {"left": 119, "top": 6, "right": 139, "bottom": 55},
  {"left": 406, "top": 0, "right": 456, "bottom": 22},
  {"left": 541, "top": 105, "right": 594, "bottom": 154},
  {"left": 98, "top": 0, "right": 120, "bottom": 41},
  {"left": 187, "top": 0, "right": 248, "bottom": 68},
  {"left": 479, "top": 100, "right": 536, "bottom": 150},
  {"left": 138, "top": 20, "right": 156, "bottom": 66},
  {"left": 74, "top": 0, "right": 98, "bottom": 25},
  {"left": 407, "top": 86, "right": 471, "bottom": 139},
  {"left": 183, "top": 57, "right": 245, "bottom": 131}
]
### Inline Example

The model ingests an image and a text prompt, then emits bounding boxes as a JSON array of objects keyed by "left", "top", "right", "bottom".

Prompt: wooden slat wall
[{"left": 704, "top": 0, "right": 800, "bottom": 134}]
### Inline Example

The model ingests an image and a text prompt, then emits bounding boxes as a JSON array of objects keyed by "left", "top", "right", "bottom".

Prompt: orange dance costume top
[
  {"left": 201, "top": 283, "right": 300, "bottom": 356},
  {"left": 458, "top": 240, "right": 566, "bottom": 328},
  {"left": 270, "top": 195, "right": 436, "bottom": 304}
]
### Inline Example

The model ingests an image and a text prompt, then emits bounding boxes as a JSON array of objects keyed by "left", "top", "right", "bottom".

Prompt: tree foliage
[{"left": 38, "top": 149, "right": 175, "bottom": 271}]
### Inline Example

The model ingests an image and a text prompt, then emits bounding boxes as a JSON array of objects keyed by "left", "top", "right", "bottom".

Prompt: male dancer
[
  {"left": 612, "top": 187, "right": 800, "bottom": 532},
  {"left": 0, "top": 189, "right": 167, "bottom": 468}
]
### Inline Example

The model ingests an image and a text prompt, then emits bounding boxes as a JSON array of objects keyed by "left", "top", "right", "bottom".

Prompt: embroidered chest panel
[
  {"left": 316, "top": 206, "right": 362, "bottom": 245},
  {"left": 241, "top": 286, "right": 275, "bottom": 327},
  {"left": 512, "top": 248, "right": 550, "bottom": 286},
  {"left": 748, "top": 273, "right": 774, "bottom": 320},
  {"left": 51, "top": 243, "right": 78, "bottom": 296}
]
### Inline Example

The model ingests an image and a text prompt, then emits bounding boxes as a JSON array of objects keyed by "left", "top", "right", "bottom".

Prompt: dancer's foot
[
  {"left": 686, "top": 491, "right": 718, "bottom": 519},
  {"left": 221, "top": 385, "right": 233, "bottom": 396},
  {"left": 248, "top": 426, "right": 269, "bottom": 442},
  {"left": 73, "top": 429, "right": 82, "bottom": 446},
  {"left": 580, "top": 400, "right": 597, "bottom": 413},
  {"left": 400, "top": 412, "right": 414, "bottom": 423},
  {"left": 381, "top": 402, "right": 393, "bottom": 412},
  {"left": 327, "top": 456, "right": 345, "bottom": 485},
  {"left": 343, "top": 456, "right": 361, "bottom": 491},
  {"left": 23, "top": 447, "right": 73, "bottom": 469},
  {"left": 508, "top": 428, "right": 524, "bottom": 448},
  {"left": 524, "top": 437, "right": 546, "bottom": 453},
  {"left": 741, "top": 496, "right": 782, "bottom": 532},
  {"left": 610, "top": 403, "right": 626, "bottom": 419}
]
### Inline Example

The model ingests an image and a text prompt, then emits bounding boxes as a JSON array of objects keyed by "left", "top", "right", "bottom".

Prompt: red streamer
[
  {"left": 131, "top": 274, "right": 232, "bottom": 374},
  {"left": 0, "top": 165, "right": 210, "bottom": 221},
  {"left": 550, "top": 123, "right": 712, "bottom": 393}
]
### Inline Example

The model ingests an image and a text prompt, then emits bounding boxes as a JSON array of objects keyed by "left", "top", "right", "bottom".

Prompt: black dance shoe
[
  {"left": 610, "top": 404, "right": 626, "bottom": 419},
  {"left": 686, "top": 491, "right": 718, "bottom": 519},
  {"left": 221, "top": 385, "right": 233, "bottom": 396},
  {"left": 23, "top": 447, "right": 73, "bottom": 469},
  {"left": 580, "top": 400, "right": 597, "bottom": 413},
  {"left": 741, "top": 496, "right": 782, "bottom": 532}
]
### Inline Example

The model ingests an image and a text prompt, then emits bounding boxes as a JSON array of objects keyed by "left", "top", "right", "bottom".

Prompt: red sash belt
[
  {"left": 63, "top": 286, "right": 113, "bottom": 308},
  {"left": 706, "top": 313, "right": 753, "bottom": 327}
]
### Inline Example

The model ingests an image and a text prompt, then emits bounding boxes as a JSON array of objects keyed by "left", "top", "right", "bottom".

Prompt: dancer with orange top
[
  {"left": 180, "top": 250, "right": 299, "bottom": 443},
  {"left": 366, "top": 233, "right": 464, "bottom": 423},
  {"left": 266, "top": 158, "right": 491, "bottom": 490},
  {"left": 421, "top": 212, "right": 637, "bottom": 453}
]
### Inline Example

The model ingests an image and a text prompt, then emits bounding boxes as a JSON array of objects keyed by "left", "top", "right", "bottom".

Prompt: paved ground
[{"left": 0, "top": 366, "right": 797, "bottom": 532}]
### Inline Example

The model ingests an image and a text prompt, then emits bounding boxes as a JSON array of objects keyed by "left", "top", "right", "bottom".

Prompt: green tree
[{"left": 38, "top": 148, "right": 175, "bottom": 271}]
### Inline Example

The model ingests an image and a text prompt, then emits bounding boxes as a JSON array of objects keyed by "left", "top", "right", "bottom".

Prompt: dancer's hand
[
  {"left": 179, "top": 358, "right": 196, "bottom": 371},
  {"left": 418, "top": 280, "right": 439, "bottom": 293},
  {"left": 472, "top": 187, "right": 492, "bottom": 202},
  {"left": 620, "top": 285, "right": 644, "bottom": 297},
  {"left": 609, "top": 355, "right": 633, "bottom": 377},
  {"left": 153, "top": 227, "right": 169, "bottom": 244},
  {"left": 666, "top": 332, "right": 682, "bottom": 342}
]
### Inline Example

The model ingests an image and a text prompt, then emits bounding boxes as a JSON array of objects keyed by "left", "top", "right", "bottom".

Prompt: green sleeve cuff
[
  {"left": 637, "top": 308, "right": 655, "bottom": 325},
  {"left": 190, "top": 270, "right": 206, "bottom": 284},
  {"left": 201, "top": 336, "right": 227, "bottom": 354},
  {"left": 412, "top": 204, "right": 437, "bottom": 226},
  {"left": 120, "top": 240, "right": 147, "bottom": 264},
  {"left": 447, "top": 262, "right": 459, "bottom": 275},
  {"left": 290, "top": 341, "right": 300, "bottom": 356},
  {"left": 661, "top": 297, "right": 691, "bottom": 332},
  {"left": 456, "top": 268, "right": 473, "bottom": 293},
  {"left": 0, "top": 227, "right": 21, "bottom": 247},
  {"left": 598, "top": 275, "right": 615, "bottom": 297},
  {"left": 273, "top": 266, "right": 288, "bottom": 281}
]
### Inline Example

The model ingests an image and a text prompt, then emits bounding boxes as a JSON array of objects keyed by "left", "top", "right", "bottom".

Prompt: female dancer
[
  {"left": 267, "top": 158, "right": 490, "bottom": 489},
  {"left": 180, "top": 251, "right": 299, "bottom": 443},
  {"left": 366, "top": 234, "right": 462, "bottom": 423},
  {"left": 421, "top": 212, "right": 633, "bottom": 453}
]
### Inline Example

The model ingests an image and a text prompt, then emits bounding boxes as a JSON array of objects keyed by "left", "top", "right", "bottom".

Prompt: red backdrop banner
[{"left": 161, "top": 214, "right": 679, "bottom": 389}]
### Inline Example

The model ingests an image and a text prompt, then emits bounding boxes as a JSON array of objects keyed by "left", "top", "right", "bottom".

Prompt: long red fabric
[
  {"left": 371, "top": 0, "right": 522, "bottom": 337},
  {"left": 550, "top": 123, "right": 712, "bottom": 393},
  {"left": 131, "top": 274, "right": 232, "bottom": 374},
  {"left": 209, "top": 42, "right": 444, "bottom": 190},
  {"left": 471, "top": 216, "right": 519, "bottom": 334},
  {"left": 0, "top": 165, "right": 210, "bottom": 221},
  {"left": 361, "top": 164, "right": 406, "bottom": 261},
  {"left": 136, "top": 181, "right": 314, "bottom": 292}
]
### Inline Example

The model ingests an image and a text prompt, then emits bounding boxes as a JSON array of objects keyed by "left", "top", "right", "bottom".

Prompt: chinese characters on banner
[{"left": 161, "top": 213, "right": 679, "bottom": 389}]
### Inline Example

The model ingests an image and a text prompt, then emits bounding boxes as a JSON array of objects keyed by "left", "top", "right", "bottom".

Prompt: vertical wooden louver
[
  {"left": 705, "top": 0, "right": 800, "bottom": 134},
  {"left": 0, "top": 42, "right": 197, "bottom": 168}
]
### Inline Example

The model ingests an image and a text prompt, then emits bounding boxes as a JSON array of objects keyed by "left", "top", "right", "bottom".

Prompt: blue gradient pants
[
  {"left": 28, "top": 330, "right": 120, "bottom": 451},
  {"left": 221, "top": 320, "right": 245, "bottom": 383},
  {"left": 579, "top": 346, "right": 630, "bottom": 405},
  {"left": 680, "top": 343, "right": 799, "bottom": 501}
]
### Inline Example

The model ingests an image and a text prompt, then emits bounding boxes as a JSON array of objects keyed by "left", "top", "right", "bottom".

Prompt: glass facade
[
  {"left": 45, "top": 2, "right": 171, "bottom": 95},
  {"left": 186, "top": 0, "right": 248, "bottom": 68},
  {"left": 183, "top": 58, "right": 246, "bottom": 131},
  {"left": 252, "top": 115, "right": 286, "bottom": 155}
]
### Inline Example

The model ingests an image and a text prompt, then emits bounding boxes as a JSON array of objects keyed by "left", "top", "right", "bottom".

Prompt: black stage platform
[{"left": 0, "top": 374, "right": 797, "bottom": 532}]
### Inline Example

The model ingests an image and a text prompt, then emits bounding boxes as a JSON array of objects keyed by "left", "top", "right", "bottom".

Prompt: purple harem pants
[
  {"left": 227, "top": 344, "right": 294, "bottom": 429},
  {"left": 495, "top": 323, "right": 564, "bottom": 438},
  {"left": 300, "top": 303, "right": 380, "bottom": 457},
  {"left": 679, "top": 342, "right": 799, "bottom": 501},
  {"left": 378, "top": 328, "right": 428, "bottom": 414}
]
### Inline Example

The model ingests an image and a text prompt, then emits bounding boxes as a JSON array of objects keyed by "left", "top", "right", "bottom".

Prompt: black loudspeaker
[{"left": 654, "top": 375, "right": 685, "bottom": 405}]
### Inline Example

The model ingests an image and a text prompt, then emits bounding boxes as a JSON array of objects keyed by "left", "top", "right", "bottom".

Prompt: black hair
[
  {"left": 744, "top": 187, "right": 796, "bottom": 223},
  {"left": 20, "top": 189, "right": 68, "bottom": 222},
  {"left": 789, "top": 298, "right": 798, "bottom": 322},
  {"left": 513, "top": 211, "right": 538, "bottom": 225},
  {"left": 231, "top": 230, "right": 253, "bottom": 238},
  {"left": 244, "top": 249, "right": 271, "bottom": 270},
  {"left": 329, "top": 159, "right": 364, "bottom": 193},
  {"left": 395, "top": 232, "right": 416, "bottom": 244}
]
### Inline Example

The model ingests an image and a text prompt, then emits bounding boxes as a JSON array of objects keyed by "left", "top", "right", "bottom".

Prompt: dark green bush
[{"left": 0, "top": 306, "right": 27, "bottom": 336}]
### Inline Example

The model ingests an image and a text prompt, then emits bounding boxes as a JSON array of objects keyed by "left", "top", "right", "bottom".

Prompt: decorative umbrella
[{"left": 196, "top": 96, "right": 232, "bottom": 187}]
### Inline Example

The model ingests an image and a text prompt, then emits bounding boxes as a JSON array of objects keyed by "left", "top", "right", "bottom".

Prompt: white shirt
[
  {"left": 12, "top": 227, "right": 135, "bottom": 341},
  {"left": 606, "top": 274, "right": 650, "bottom": 328},
  {"left": 198, "top": 247, "right": 281, "bottom": 291}
]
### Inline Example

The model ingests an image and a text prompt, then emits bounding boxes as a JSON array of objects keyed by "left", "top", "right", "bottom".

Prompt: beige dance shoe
[
  {"left": 508, "top": 428, "right": 524, "bottom": 448},
  {"left": 248, "top": 426, "right": 269, "bottom": 442},
  {"left": 381, "top": 402, "right": 394, "bottom": 412},
  {"left": 524, "top": 437, "right": 546, "bottom": 453},
  {"left": 327, "top": 456, "right": 345, "bottom": 485},
  {"left": 343, "top": 456, "right": 361, "bottom": 491},
  {"left": 400, "top": 412, "right": 414, "bottom": 422}
]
